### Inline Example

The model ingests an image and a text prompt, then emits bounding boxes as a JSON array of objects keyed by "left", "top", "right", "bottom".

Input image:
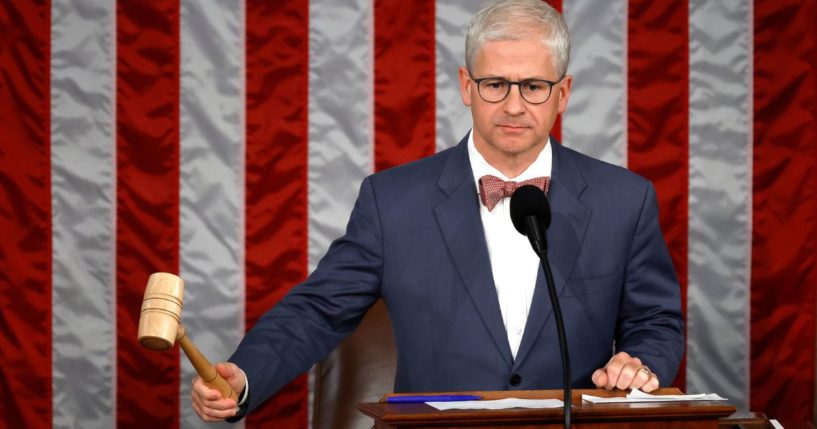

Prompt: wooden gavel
[{"left": 137, "top": 272, "right": 238, "bottom": 401}]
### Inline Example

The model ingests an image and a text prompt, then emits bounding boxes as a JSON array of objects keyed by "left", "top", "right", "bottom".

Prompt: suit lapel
[
  {"left": 512, "top": 141, "right": 591, "bottom": 371},
  {"left": 434, "top": 139, "right": 514, "bottom": 368}
]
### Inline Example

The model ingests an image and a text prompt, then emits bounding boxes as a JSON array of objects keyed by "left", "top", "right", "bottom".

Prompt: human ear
[
  {"left": 458, "top": 66, "right": 473, "bottom": 107},
  {"left": 556, "top": 74, "right": 573, "bottom": 114}
]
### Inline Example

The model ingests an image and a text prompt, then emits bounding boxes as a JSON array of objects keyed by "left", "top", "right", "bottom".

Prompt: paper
[
  {"left": 582, "top": 388, "right": 727, "bottom": 404},
  {"left": 427, "top": 398, "right": 564, "bottom": 410}
]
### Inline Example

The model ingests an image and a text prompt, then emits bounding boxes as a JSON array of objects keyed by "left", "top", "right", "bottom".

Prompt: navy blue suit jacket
[{"left": 230, "top": 136, "right": 684, "bottom": 413}]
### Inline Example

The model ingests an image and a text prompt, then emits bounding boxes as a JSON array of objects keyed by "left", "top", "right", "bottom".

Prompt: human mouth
[{"left": 498, "top": 124, "right": 528, "bottom": 132}]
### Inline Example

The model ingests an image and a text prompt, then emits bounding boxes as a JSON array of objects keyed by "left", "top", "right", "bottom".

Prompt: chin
[{"left": 493, "top": 136, "right": 540, "bottom": 154}]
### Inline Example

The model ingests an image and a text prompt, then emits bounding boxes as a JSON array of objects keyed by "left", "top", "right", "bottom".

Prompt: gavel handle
[{"left": 177, "top": 325, "right": 239, "bottom": 401}]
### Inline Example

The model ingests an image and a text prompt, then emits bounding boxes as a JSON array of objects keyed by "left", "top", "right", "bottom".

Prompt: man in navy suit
[{"left": 192, "top": 0, "right": 684, "bottom": 422}]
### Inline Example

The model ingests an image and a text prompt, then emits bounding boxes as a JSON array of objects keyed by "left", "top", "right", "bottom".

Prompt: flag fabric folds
[{"left": 1, "top": 0, "right": 816, "bottom": 428}]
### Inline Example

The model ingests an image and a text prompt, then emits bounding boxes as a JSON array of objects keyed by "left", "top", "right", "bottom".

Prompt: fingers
[
  {"left": 611, "top": 356, "right": 642, "bottom": 390},
  {"left": 591, "top": 368, "right": 608, "bottom": 388},
  {"left": 592, "top": 352, "right": 660, "bottom": 392},
  {"left": 190, "top": 362, "right": 248, "bottom": 421},
  {"left": 191, "top": 376, "right": 238, "bottom": 422},
  {"left": 625, "top": 364, "right": 650, "bottom": 390},
  {"left": 600, "top": 352, "right": 636, "bottom": 389},
  {"left": 639, "top": 371, "right": 660, "bottom": 392}
]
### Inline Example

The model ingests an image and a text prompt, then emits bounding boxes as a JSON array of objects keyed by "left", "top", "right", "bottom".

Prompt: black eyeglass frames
[{"left": 469, "top": 71, "right": 564, "bottom": 105}]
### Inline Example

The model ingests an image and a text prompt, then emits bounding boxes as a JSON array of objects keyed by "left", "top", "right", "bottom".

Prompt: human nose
[{"left": 502, "top": 83, "right": 525, "bottom": 114}]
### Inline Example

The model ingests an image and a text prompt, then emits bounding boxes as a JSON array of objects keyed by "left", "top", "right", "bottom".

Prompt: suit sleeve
[
  {"left": 228, "top": 176, "right": 384, "bottom": 414},
  {"left": 616, "top": 182, "right": 685, "bottom": 386}
]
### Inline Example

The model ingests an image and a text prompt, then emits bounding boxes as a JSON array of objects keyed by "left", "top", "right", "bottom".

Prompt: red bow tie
[{"left": 478, "top": 174, "right": 550, "bottom": 211}]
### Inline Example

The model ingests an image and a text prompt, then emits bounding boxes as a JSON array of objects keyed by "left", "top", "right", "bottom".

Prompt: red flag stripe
[
  {"left": 549, "top": 0, "right": 563, "bottom": 16},
  {"left": 115, "top": 0, "right": 181, "bottom": 426},
  {"left": 374, "top": 0, "right": 436, "bottom": 171},
  {"left": 0, "top": 1, "right": 51, "bottom": 428},
  {"left": 626, "top": 0, "right": 689, "bottom": 388},
  {"left": 751, "top": 0, "right": 817, "bottom": 423},
  {"left": 244, "top": 0, "right": 310, "bottom": 425}
]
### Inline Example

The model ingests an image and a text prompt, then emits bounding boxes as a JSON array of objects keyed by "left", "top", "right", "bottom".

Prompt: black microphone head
[{"left": 510, "top": 184, "right": 551, "bottom": 235}]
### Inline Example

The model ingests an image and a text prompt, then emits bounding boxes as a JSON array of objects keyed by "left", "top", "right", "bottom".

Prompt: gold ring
[{"left": 639, "top": 366, "right": 652, "bottom": 377}]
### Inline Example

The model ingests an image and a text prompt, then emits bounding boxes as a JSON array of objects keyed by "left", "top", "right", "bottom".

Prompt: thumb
[
  {"left": 215, "top": 362, "right": 237, "bottom": 379},
  {"left": 591, "top": 368, "right": 607, "bottom": 388},
  {"left": 215, "top": 362, "right": 245, "bottom": 392}
]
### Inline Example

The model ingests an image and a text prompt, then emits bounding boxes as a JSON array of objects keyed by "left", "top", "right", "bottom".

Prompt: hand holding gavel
[
  {"left": 137, "top": 273, "right": 243, "bottom": 413},
  {"left": 191, "top": 361, "right": 246, "bottom": 421}
]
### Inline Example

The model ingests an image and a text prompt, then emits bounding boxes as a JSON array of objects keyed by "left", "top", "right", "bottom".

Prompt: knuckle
[
  {"left": 606, "top": 378, "right": 617, "bottom": 390},
  {"left": 616, "top": 369, "right": 635, "bottom": 389}
]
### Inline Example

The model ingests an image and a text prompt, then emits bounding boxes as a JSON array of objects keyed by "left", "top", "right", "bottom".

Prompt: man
[{"left": 192, "top": 0, "right": 684, "bottom": 422}]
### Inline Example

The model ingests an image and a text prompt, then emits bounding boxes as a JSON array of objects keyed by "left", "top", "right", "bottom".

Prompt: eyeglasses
[{"left": 469, "top": 71, "right": 563, "bottom": 105}]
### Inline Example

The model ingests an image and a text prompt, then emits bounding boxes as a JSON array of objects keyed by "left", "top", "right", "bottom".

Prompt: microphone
[
  {"left": 510, "top": 185, "right": 551, "bottom": 256},
  {"left": 510, "top": 185, "right": 572, "bottom": 429}
]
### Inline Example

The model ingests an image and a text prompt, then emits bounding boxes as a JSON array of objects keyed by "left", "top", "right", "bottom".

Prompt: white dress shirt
[{"left": 467, "top": 130, "right": 553, "bottom": 360}]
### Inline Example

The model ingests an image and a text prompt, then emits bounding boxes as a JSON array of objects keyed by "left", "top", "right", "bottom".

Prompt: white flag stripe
[
  {"left": 179, "top": 0, "right": 246, "bottom": 427},
  {"left": 686, "top": 0, "right": 752, "bottom": 412},
  {"left": 562, "top": 0, "right": 628, "bottom": 165},
  {"left": 307, "top": 4, "right": 374, "bottom": 422},
  {"left": 308, "top": 0, "right": 374, "bottom": 271},
  {"left": 50, "top": 0, "right": 117, "bottom": 427},
  {"left": 435, "top": 0, "right": 483, "bottom": 151}
]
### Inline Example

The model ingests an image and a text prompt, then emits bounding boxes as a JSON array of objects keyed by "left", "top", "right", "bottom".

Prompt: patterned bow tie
[{"left": 478, "top": 174, "right": 550, "bottom": 211}]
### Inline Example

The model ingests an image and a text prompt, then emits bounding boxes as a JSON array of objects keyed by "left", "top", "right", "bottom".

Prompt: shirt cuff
[
  {"left": 226, "top": 369, "right": 250, "bottom": 423},
  {"left": 237, "top": 369, "right": 249, "bottom": 406}
]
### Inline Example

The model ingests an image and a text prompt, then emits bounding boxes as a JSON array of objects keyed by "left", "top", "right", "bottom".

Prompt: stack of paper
[{"left": 582, "top": 388, "right": 727, "bottom": 404}]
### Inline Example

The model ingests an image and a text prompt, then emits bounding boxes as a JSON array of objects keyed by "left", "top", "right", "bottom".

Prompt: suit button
[{"left": 509, "top": 373, "right": 522, "bottom": 386}]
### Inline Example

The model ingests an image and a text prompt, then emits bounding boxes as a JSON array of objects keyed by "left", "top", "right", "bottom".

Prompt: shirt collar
[{"left": 467, "top": 129, "right": 553, "bottom": 192}]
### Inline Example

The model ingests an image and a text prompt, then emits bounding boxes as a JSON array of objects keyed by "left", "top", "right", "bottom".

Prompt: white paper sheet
[
  {"left": 582, "top": 388, "right": 728, "bottom": 404},
  {"left": 427, "top": 398, "right": 564, "bottom": 410}
]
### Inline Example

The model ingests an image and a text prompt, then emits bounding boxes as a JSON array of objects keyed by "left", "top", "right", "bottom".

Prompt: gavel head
[{"left": 137, "top": 272, "right": 184, "bottom": 351}]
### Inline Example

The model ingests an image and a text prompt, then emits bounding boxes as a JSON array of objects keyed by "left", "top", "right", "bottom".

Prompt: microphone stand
[
  {"left": 513, "top": 188, "right": 571, "bottom": 429},
  {"left": 541, "top": 250, "right": 571, "bottom": 428},
  {"left": 527, "top": 217, "right": 571, "bottom": 428}
]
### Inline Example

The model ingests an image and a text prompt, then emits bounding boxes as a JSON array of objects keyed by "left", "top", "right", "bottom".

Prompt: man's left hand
[{"left": 591, "top": 351, "right": 659, "bottom": 392}]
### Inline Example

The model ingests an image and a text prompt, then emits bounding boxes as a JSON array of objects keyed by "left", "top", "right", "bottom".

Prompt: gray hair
[{"left": 465, "top": 0, "right": 571, "bottom": 77}]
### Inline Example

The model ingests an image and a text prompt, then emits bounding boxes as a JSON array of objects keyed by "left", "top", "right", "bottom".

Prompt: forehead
[{"left": 472, "top": 38, "right": 556, "bottom": 79}]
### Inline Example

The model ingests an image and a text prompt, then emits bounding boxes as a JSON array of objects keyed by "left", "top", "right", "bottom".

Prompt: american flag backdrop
[{"left": 1, "top": 0, "right": 816, "bottom": 428}]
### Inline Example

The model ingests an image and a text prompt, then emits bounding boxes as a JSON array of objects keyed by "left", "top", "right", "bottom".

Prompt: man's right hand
[
  {"left": 191, "top": 362, "right": 246, "bottom": 422},
  {"left": 591, "top": 351, "right": 659, "bottom": 392}
]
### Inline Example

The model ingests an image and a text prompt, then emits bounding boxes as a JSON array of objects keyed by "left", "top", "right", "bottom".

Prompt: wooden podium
[{"left": 357, "top": 388, "right": 744, "bottom": 428}]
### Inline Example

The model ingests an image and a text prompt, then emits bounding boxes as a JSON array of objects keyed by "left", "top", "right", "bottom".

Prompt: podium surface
[{"left": 358, "top": 388, "right": 738, "bottom": 428}]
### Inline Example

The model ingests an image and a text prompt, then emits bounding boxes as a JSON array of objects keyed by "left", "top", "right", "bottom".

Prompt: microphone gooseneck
[{"left": 510, "top": 185, "right": 572, "bottom": 429}]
